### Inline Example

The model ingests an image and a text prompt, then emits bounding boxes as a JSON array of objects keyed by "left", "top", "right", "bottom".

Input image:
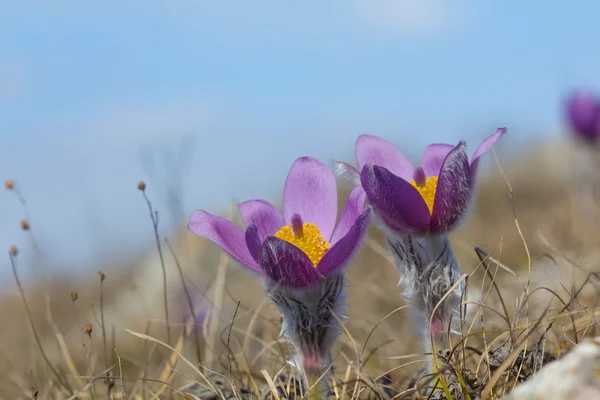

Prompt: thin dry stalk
[
  {"left": 11, "top": 188, "right": 84, "bottom": 391},
  {"left": 226, "top": 302, "right": 241, "bottom": 385},
  {"left": 165, "top": 238, "right": 203, "bottom": 367},
  {"left": 115, "top": 349, "right": 127, "bottom": 399},
  {"left": 8, "top": 250, "right": 72, "bottom": 395},
  {"left": 360, "top": 306, "right": 409, "bottom": 364},
  {"left": 98, "top": 272, "right": 111, "bottom": 400},
  {"left": 141, "top": 186, "right": 172, "bottom": 346},
  {"left": 85, "top": 328, "right": 98, "bottom": 400}
]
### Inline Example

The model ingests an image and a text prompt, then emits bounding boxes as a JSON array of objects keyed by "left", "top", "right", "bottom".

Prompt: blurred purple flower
[
  {"left": 565, "top": 90, "right": 600, "bottom": 143},
  {"left": 188, "top": 156, "right": 370, "bottom": 289},
  {"left": 340, "top": 128, "right": 505, "bottom": 235}
]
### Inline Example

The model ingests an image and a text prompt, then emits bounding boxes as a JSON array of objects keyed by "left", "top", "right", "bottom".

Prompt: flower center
[
  {"left": 409, "top": 175, "right": 438, "bottom": 214},
  {"left": 274, "top": 214, "right": 330, "bottom": 266}
]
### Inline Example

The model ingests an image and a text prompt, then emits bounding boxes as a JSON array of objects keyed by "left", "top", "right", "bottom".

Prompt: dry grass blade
[
  {"left": 261, "top": 369, "right": 282, "bottom": 400},
  {"left": 480, "top": 302, "right": 552, "bottom": 400},
  {"left": 360, "top": 306, "right": 409, "bottom": 362},
  {"left": 124, "top": 328, "right": 219, "bottom": 395},
  {"left": 115, "top": 349, "right": 127, "bottom": 399}
]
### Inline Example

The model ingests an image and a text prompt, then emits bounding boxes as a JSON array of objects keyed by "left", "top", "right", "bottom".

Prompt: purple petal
[
  {"left": 188, "top": 210, "right": 260, "bottom": 271},
  {"left": 245, "top": 225, "right": 262, "bottom": 264},
  {"left": 282, "top": 157, "right": 338, "bottom": 241},
  {"left": 565, "top": 90, "right": 600, "bottom": 141},
  {"left": 238, "top": 199, "right": 284, "bottom": 242},
  {"left": 334, "top": 161, "right": 361, "bottom": 186},
  {"left": 330, "top": 186, "right": 367, "bottom": 244},
  {"left": 420, "top": 144, "right": 454, "bottom": 177},
  {"left": 355, "top": 134, "right": 415, "bottom": 181},
  {"left": 470, "top": 128, "right": 506, "bottom": 174},
  {"left": 259, "top": 237, "right": 321, "bottom": 288},
  {"left": 430, "top": 143, "right": 473, "bottom": 234},
  {"left": 317, "top": 209, "right": 370, "bottom": 276},
  {"left": 360, "top": 164, "right": 430, "bottom": 234}
]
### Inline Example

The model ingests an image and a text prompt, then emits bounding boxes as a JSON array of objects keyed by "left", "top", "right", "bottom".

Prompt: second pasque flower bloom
[{"left": 354, "top": 128, "right": 506, "bottom": 235}]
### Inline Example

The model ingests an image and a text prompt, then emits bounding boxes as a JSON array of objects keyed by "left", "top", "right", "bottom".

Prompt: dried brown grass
[{"left": 1, "top": 139, "right": 599, "bottom": 399}]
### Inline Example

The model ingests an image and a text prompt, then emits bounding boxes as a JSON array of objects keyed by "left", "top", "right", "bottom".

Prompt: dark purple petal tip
[
  {"left": 360, "top": 164, "right": 430, "bottom": 234},
  {"left": 259, "top": 237, "right": 322, "bottom": 289},
  {"left": 430, "top": 143, "right": 473, "bottom": 234}
]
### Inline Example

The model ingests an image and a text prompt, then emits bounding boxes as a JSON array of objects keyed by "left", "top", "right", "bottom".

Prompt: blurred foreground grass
[{"left": 1, "top": 138, "right": 599, "bottom": 399}]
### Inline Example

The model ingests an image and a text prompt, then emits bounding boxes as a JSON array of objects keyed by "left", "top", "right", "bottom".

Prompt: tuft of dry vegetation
[{"left": 0, "top": 139, "right": 599, "bottom": 399}]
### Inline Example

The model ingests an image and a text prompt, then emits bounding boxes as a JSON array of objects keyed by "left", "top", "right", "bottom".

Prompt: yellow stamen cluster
[
  {"left": 409, "top": 175, "right": 438, "bottom": 214},
  {"left": 274, "top": 222, "right": 330, "bottom": 266}
]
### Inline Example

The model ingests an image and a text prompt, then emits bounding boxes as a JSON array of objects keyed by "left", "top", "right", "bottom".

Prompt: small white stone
[{"left": 506, "top": 337, "right": 600, "bottom": 399}]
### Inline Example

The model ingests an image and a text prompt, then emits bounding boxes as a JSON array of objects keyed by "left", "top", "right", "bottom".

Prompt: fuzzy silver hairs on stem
[
  {"left": 387, "top": 233, "right": 463, "bottom": 375},
  {"left": 266, "top": 273, "right": 346, "bottom": 399}
]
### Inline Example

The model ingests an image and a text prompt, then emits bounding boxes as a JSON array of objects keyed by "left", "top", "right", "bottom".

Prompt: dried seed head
[
  {"left": 137, "top": 181, "right": 146, "bottom": 191},
  {"left": 20, "top": 220, "right": 30, "bottom": 231},
  {"left": 84, "top": 322, "right": 93, "bottom": 336},
  {"left": 9, "top": 246, "right": 18, "bottom": 256},
  {"left": 98, "top": 271, "right": 105, "bottom": 281},
  {"left": 4, "top": 180, "right": 14, "bottom": 190},
  {"left": 71, "top": 290, "right": 78, "bottom": 301}
]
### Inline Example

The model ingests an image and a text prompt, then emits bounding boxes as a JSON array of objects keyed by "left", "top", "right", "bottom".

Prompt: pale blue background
[{"left": 1, "top": 0, "right": 599, "bottom": 277}]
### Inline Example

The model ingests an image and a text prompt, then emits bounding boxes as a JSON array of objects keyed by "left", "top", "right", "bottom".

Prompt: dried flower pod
[
  {"left": 4, "top": 180, "right": 14, "bottom": 190},
  {"left": 137, "top": 181, "right": 146, "bottom": 191},
  {"left": 20, "top": 220, "right": 30, "bottom": 231},
  {"left": 84, "top": 323, "right": 93, "bottom": 336},
  {"left": 98, "top": 271, "right": 105, "bottom": 281},
  {"left": 9, "top": 246, "right": 18, "bottom": 256},
  {"left": 71, "top": 290, "right": 78, "bottom": 301}
]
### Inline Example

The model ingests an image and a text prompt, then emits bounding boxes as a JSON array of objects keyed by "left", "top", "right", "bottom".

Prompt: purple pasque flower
[
  {"left": 565, "top": 89, "right": 600, "bottom": 143},
  {"left": 189, "top": 156, "right": 369, "bottom": 375},
  {"left": 341, "top": 128, "right": 505, "bottom": 235},
  {"left": 188, "top": 156, "right": 370, "bottom": 289}
]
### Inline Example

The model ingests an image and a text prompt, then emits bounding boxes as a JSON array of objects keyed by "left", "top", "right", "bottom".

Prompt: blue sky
[{"left": 1, "top": 0, "right": 599, "bottom": 277}]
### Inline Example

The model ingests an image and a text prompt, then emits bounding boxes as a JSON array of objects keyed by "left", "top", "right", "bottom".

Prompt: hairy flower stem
[
  {"left": 387, "top": 234, "right": 463, "bottom": 373},
  {"left": 266, "top": 274, "right": 345, "bottom": 396}
]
